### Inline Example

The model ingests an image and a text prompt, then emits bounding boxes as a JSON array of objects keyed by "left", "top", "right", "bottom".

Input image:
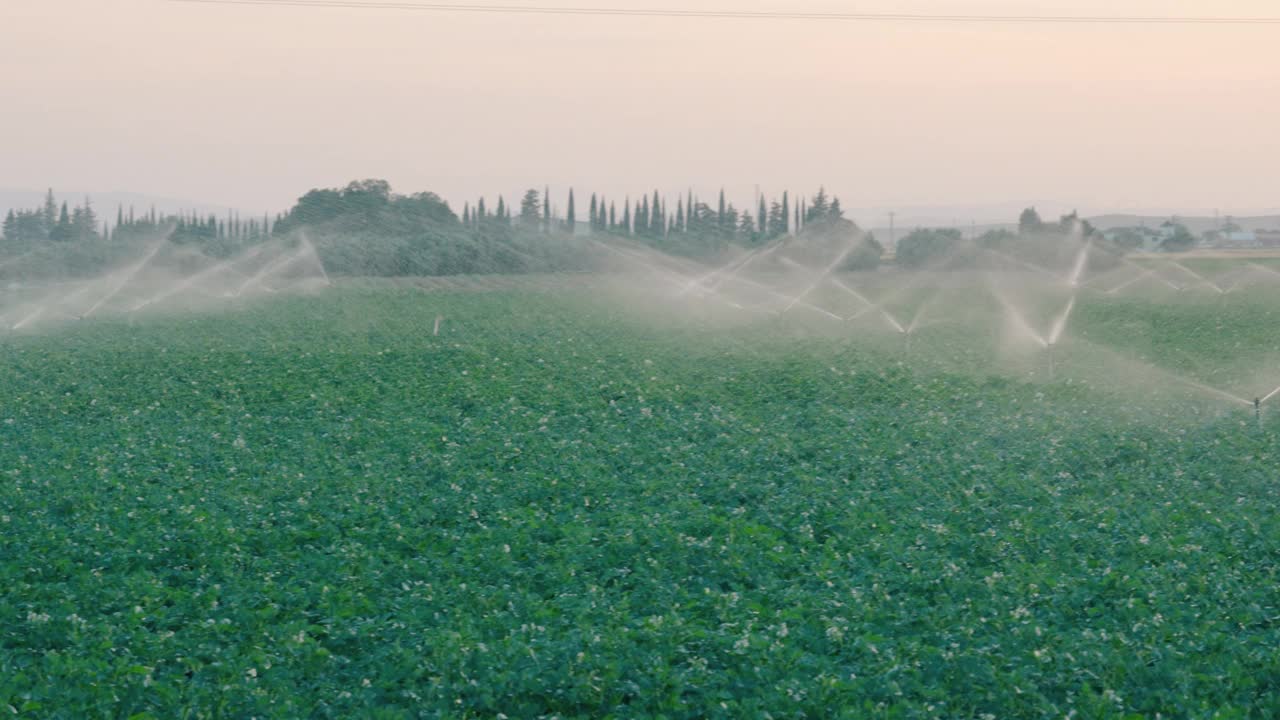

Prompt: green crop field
[{"left": 3, "top": 284, "right": 1279, "bottom": 718}]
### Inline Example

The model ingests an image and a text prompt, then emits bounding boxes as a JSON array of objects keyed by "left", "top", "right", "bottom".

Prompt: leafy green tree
[
  {"left": 767, "top": 200, "right": 787, "bottom": 239},
  {"left": 1160, "top": 222, "right": 1197, "bottom": 252},
  {"left": 72, "top": 197, "right": 98, "bottom": 242},
  {"left": 976, "top": 228, "right": 1018, "bottom": 249},
  {"left": 1018, "top": 207, "right": 1044, "bottom": 235},
  {"left": 808, "top": 187, "right": 830, "bottom": 221},
  {"left": 896, "top": 228, "right": 964, "bottom": 268},
  {"left": 520, "top": 189, "right": 542, "bottom": 228},
  {"left": 49, "top": 202, "right": 73, "bottom": 242}
]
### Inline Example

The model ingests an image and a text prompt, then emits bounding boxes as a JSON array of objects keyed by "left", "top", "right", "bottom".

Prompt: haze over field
[
  {"left": 6, "top": 3, "right": 1280, "bottom": 718},
  {"left": 3, "top": 0, "right": 1279, "bottom": 219}
]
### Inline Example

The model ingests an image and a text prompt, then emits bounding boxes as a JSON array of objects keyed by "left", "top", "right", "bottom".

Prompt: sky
[{"left": 2, "top": 0, "right": 1279, "bottom": 223}]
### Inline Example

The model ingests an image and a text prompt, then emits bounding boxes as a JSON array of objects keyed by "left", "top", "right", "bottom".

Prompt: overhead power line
[{"left": 170, "top": 0, "right": 1280, "bottom": 25}]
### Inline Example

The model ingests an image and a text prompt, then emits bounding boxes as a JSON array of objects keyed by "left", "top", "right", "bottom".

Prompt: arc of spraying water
[
  {"left": 304, "top": 237, "right": 331, "bottom": 286},
  {"left": 705, "top": 238, "right": 787, "bottom": 292},
  {"left": 234, "top": 247, "right": 306, "bottom": 297},
  {"left": 782, "top": 235, "right": 867, "bottom": 313},
  {"left": 1047, "top": 295, "right": 1077, "bottom": 345},
  {"left": 1116, "top": 258, "right": 1182, "bottom": 290},
  {"left": 1066, "top": 242, "right": 1091, "bottom": 287},
  {"left": 82, "top": 240, "right": 167, "bottom": 318},
  {"left": 11, "top": 306, "right": 45, "bottom": 330},
  {"left": 985, "top": 279, "right": 1048, "bottom": 347},
  {"left": 1103, "top": 268, "right": 1157, "bottom": 295},
  {"left": 827, "top": 276, "right": 875, "bottom": 308},
  {"left": 590, "top": 240, "right": 750, "bottom": 311},
  {"left": 846, "top": 269, "right": 934, "bottom": 324},
  {"left": 716, "top": 270, "right": 843, "bottom": 320},
  {"left": 1260, "top": 384, "right": 1280, "bottom": 405},
  {"left": 266, "top": 237, "right": 331, "bottom": 293},
  {"left": 830, "top": 277, "right": 906, "bottom": 332},
  {"left": 1167, "top": 261, "right": 1224, "bottom": 293},
  {"left": 597, "top": 239, "right": 840, "bottom": 319},
  {"left": 679, "top": 238, "right": 782, "bottom": 297},
  {"left": 981, "top": 248, "right": 1060, "bottom": 281},
  {"left": 906, "top": 286, "right": 945, "bottom": 334},
  {"left": 132, "top": 245, "right": 266, "bottom": 311}
]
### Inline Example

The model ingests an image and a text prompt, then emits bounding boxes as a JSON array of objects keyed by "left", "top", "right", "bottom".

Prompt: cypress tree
[
  {"left": 781, "top": 192, "right": 790, "bottom": 235},
  {"left": 676, "top": 197, "right": 685, "bottom": 235},
  {"left": 589, "top": 194, "right": 598, "bottom": 232},
  {"left": 609, "top": 202, "right": 617, "bottom": 230},
  {"left": 622, "top": 198, "right": 631, "bottom": 235},
  {"left": 758, "top": 196, "right": 767, "bottom": 241},
  {"left": 652, "top": 191, "right": 662, "bottom": 236},
  {"left": 543, "top": 186, "right": 551, "bottom": 234},
  {"left": 566, "top": 189, "right": 576, "bottom": 232},
  {"left": 42, "top": 189, "right": 58, "bottom": 232}
]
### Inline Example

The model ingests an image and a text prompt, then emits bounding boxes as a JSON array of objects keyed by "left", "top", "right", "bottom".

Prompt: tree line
[{"left": 6, "top": 181, "right": 1099, "bottom": 278}]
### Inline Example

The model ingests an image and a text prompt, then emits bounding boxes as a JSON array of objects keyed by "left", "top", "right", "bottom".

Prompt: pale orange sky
[{"left": 2, "top": 0, "right": 1278, "bottom": 219}]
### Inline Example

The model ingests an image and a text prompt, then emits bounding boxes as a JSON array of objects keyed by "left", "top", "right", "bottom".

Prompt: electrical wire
[{"left": 169, "top": 0, "right": 1280, "bottom": 25}]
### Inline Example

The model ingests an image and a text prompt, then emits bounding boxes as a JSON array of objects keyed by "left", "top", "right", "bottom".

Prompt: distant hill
[
  {"left": 1086, "top": 214, "right": 1280, "bottom": 234},
  {"left": 861, "top": 211, "right": 1280, "bottom": 242},
  {"left": 0, "top": 189, "right": 256, "bottom": 224}
]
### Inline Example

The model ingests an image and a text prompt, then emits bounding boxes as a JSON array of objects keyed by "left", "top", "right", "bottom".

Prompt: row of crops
[{"left": 2, "top": 287, "right": 1278, "bottom": 717}]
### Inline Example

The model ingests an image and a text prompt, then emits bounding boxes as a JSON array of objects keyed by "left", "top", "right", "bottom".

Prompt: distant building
[
  {"left": 1256, "top": 230, "right": 1280, "bottom": 248},
  {"left": 1102, "top": 225, "right": 1164, "bottom": 252},
  {"left": 1202, "top": 229, "right": 1259, "bottom": 248}
]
